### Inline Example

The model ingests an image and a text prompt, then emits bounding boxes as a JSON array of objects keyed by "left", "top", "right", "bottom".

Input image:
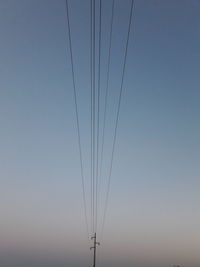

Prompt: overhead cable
[
  {"left": 98, "top": 0, "right": 115, "bottom": 226},
  {"left": 95, "top": 0, "right": 102, "bottom": 233},
  {"left": 65, "top": 0, "right": 89, "bottom": 240},
  {"left": 101, "top": 0, "right": 135, "bottom": 239}
]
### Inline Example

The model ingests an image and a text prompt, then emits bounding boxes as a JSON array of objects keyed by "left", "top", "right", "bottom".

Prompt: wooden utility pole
[{"left": 90, "top": 233, "right": 100, "bottom": 267}]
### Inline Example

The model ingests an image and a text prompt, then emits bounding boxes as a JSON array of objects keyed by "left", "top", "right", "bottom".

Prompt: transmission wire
[
  {"left": 90, "top": 0, "right": 94, "bottom": 235},
  {"left": 98, "top": 0, "right": 115, "bottom": 229},
  {"left": 101, "top": 0, "right": 135, "bottom": 239},
  {"left": 92, "top": 0, "right": 96, "bottom": 234},
  {"left": 65, "top": 0, "right": 89, "bottom": 240},
  {"left": 95, "top": 0, "right": 102, "bottom": 234}
]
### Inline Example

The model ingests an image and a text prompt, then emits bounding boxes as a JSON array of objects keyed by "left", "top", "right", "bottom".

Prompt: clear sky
[{"left": 0, "top": 0, "right": 200, "bottom": 267}]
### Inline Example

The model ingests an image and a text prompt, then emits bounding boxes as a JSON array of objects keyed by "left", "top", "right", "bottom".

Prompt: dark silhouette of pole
[{"left": 90, "top": 233, "right": 100, "bottom": 267}]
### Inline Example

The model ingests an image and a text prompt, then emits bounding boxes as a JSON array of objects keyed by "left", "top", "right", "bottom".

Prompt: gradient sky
[{"left": 0, "top": 0, "right": 200, "bottom": 267}]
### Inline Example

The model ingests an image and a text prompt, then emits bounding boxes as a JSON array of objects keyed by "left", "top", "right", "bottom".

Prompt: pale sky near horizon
[{"left": 0, "top": 0, "right": 200, "bottom": 267}]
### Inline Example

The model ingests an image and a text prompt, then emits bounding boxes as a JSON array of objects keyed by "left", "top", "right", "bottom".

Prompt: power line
[
  {"left": 98, "top": 0, "right": 115, "bottom": 225},
  {"left": 65, "top": 0, "right": 134, "bottom": 256},
  {"left": 90, "top": 0, "right": 94, "bottom": 235},
  {"left": 101, "top": 0, "right": 135, "bottom": 239},
  {"left": 92, "top": 0, "right": 96, "bottom": 234},
  {"left": 95, "top": 0, "right": 102, "bottom": 234},
  {"left": 65, "top": 0, "right": 89, "bottom": 240}
]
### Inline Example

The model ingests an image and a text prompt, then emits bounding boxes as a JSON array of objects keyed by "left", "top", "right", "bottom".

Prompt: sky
[{"left": 0, "top": 0, "right": 200, "bottom": 267}]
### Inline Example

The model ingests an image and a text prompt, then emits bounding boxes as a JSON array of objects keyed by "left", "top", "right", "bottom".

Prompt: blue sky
[{"left": 0, "top": 0, "right": 200, "bottom": 267}]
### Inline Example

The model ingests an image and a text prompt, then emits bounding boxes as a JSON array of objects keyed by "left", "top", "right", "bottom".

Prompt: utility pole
[{"left": 90, "top": 233, "right": 100, "bottom": 267}]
